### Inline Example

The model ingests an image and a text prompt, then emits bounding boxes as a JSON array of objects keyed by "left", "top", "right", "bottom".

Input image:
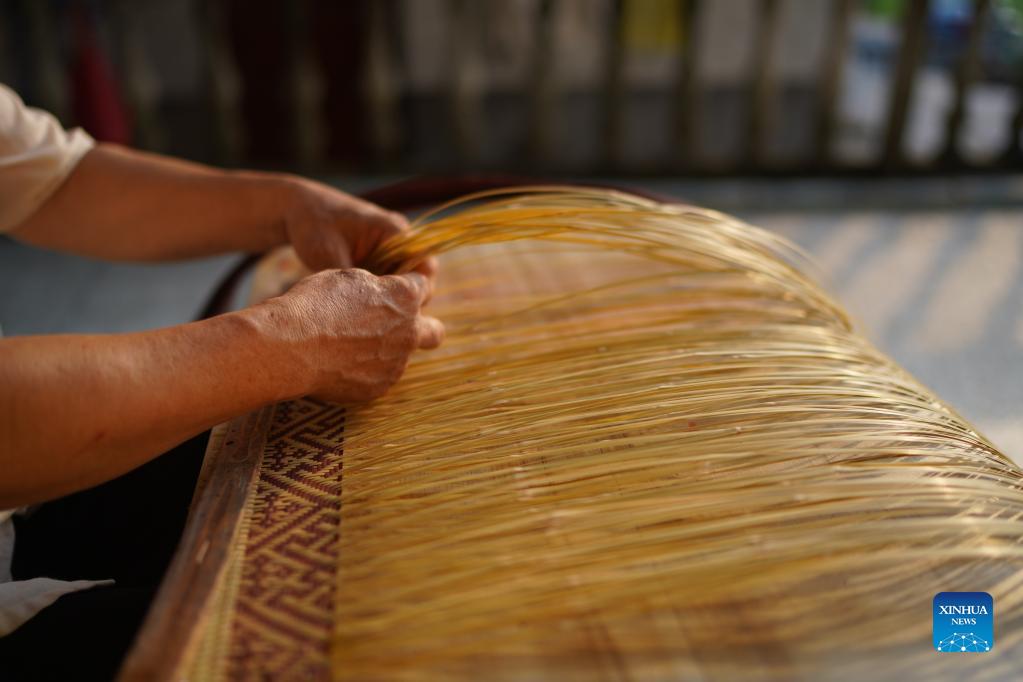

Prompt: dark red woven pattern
[{"left": 227, "top": 399, "right": 345, "bottom": 680}]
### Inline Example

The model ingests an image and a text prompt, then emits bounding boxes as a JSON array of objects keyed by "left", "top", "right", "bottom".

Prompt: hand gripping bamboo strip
[{"left": 329, "top": 188, "right": 1023, "bottom": 681}]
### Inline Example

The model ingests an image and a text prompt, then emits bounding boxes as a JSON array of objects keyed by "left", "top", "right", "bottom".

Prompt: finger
[
  {"left": 415, "top": 315, "right": 445, "bottom": 350},
  {"left": 413, "top": 256, "right": 439, "bottom": 279},
  {"left": 407, "top": 257, "right": 438, "bottom": 304},
  {"left": 388, "top": 210, "right": 411, "bottom": 232},
  {"left": 365, "top": 209, "right": 409, "bottom": 245},
  {"left": 398, "top": 271, "right": 433, "bottom": 306},
  {"left": 346, "top": 206, "right": 408, "bottom": 268}
]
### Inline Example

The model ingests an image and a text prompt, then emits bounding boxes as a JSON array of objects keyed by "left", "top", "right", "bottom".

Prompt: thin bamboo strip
[{"left": 329, "top": 188, "right": 1022, "bottom": 680}]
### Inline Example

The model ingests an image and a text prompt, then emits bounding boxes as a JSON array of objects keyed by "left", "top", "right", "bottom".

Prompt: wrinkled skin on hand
[{"left": 263, "top": 268, "right": 444, "bottom": 403}]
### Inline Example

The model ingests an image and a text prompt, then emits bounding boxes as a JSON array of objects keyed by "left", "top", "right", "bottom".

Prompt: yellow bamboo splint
[{"left": 322, "top": 187, "right": 1023, "bottom": 680}]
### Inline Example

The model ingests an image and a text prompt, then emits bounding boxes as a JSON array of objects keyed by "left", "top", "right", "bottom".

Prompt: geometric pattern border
[{"left": 225, "top": 399, "right": 344, "bottom": 680}]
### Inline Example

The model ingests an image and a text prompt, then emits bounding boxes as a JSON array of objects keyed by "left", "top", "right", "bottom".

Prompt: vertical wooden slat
[
  {"left": 309, "top": 0, "right": 372, "bottom": 167},
  {"left": 602, "top": 0, "right": 625, "bottom": 170},
  {"left": 196, "top": 0, "right": 243, "bottom": 166},
  {"left": 1003, "top": 84, "right": 1023, "bottom": 166},
  {"left": 18, "top": 0, "right": 71, "bottom": 122},
  {"left": 108, "top": 0, "right": 164, "bottom": 152},
  {"left": 999, "top": 9, "right": 1023, "bottom": 166},
  {"left": 940, "top": 0, "right": 990, "bottom": 166},
  {"left": 288, "top": 0, "right": 321, "bottom": 170},
  {"left": 672, "top": 0, "right": 700, "bottom": 170},
  {"left": 747, "top": 0, "right": 780, "bottom": 168},
  {"left": 224, "top": 0, "right": 300, "bottom": 163},
  {"left": 448, "top": 0, "right": 484, "bottom": 168},
  {"left": 815, "top": 0, "right": 854, "bottom": 166},
  {"left": 364, "top": 0, "right": 403, "bottom": 167},
  {"left": 384, "top": 0, "right": 409, "bottom": 168},
  {"left": 881, "top": 0, "right": 930, "bottom": 168},
  {"left": 528, "top": 0, "right": 556, "bottom": 167}
]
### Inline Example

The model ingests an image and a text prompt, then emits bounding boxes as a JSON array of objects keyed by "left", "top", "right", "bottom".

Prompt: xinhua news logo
[{"left": 933, "top": 592, "right": 993, "bottom": 652}]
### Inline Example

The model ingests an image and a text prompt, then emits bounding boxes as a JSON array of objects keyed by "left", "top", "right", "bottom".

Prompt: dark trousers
[{"left": 0, "top": 431, "right": 210, "bottom": 681}]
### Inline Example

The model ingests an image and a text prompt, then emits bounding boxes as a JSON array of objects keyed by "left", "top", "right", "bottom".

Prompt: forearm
[
  {"left": 0, "top": 306, "right": 309, "bottom": 507},
  {"left": 8, "top": 143, "right": 299, "bottom": 261}
]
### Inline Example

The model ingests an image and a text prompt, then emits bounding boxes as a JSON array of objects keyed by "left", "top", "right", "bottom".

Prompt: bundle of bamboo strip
[{"left": 327, "top": 188, "right": 1022, "bottom": 680}]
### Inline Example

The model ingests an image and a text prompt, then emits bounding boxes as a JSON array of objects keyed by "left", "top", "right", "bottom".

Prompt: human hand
[
  {"left": 258, "top": 268, "right": 444, "bottom": 403},
  {"left": 281, "top": 177, "right": 437, "bottom": 280}
]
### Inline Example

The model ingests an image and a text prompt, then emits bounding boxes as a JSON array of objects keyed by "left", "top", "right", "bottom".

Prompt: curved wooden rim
[{"left": 118, "top": 407, "right": 274, "bottom": 681}]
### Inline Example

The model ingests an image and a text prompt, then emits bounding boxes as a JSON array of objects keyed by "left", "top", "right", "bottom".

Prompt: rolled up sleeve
[{"left": 0, "top": 83, "right": 94, "bottom": 233}]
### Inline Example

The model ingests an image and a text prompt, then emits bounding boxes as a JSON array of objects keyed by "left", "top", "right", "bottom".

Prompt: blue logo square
[{"left": 933, "top": 592, "right": 993, "bottom": 652}]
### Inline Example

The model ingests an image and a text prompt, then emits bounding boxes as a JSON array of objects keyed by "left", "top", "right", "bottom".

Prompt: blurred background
[
  {"left": 5, "top": 0, "right": 1023, "bottom": 173},
  {"left": 1, "top": 0, "right": 1021, "bottom": 458}
]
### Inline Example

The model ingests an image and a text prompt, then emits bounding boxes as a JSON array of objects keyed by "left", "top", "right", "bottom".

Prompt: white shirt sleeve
[
  {"left": 0, "top": 510, "right": 115, "bottom": 637},
  {"left": 0, "top": 83, "right": 95, "bottom": 233}
]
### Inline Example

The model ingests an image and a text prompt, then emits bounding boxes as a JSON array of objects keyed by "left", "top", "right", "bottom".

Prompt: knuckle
[
  {"left": 356, "top": 205, "right": 404, "bottom": 233},
  {"left": 383, "top": 276, "right": 418, "bottom": 303},
  {"left": 322, "top": 268, "right": 357, "bottom": 288},
  {"left": 347, "top": 267, "right": 373, "bottom": 280},
  {"left": 374, "top": 208, "right": 408, "bottom": 233}
]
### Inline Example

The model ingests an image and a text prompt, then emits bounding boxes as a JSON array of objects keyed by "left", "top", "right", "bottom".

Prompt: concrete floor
[
  {"left": 1, "top": 177, "right": 1020, "bottom": 461},
  {"left": 753, "top": 208, "right": 1023, "bottom": 463},
  {"left": 0, "top": 244, "right": 237, "bottom": 336}
]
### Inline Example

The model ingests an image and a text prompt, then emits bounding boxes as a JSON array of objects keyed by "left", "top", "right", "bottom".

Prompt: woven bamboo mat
[{"left": 168, "top": 236, "right": 1021, "bottom": 681}]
